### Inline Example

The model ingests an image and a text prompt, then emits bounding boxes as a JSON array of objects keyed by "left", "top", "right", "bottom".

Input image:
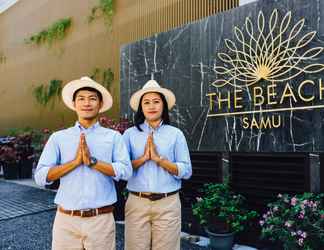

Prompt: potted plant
[
  {"left": 15, "top": 132, "right": 34, "bottom": 178},
  {"left": 5, "top": 129, "right": 38, "bottom": 179},
  {"left": 192, "top": 180, "right": 258, "bottom": 250},
  {"left": 0, "top": 142, "right": 19, "bottom": 179},
  {"left": 30, "top": 128, "right": 51, "bottom": 164},
  {"left": 259, "top": 193, "right": 324, "bottom": 250}
]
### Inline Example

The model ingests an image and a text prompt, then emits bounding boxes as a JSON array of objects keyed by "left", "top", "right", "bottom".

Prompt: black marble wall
[{"left": 120, "top": 0, "right": 324, "bottom": 152}]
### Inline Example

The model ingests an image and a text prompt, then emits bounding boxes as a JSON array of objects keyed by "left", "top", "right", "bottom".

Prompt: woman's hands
[
  {"left": 142, "top": 132, "right": 161, "bottom": 164},
  {"left": 132, "top": 132, "right": 178, "bottom": 175}
]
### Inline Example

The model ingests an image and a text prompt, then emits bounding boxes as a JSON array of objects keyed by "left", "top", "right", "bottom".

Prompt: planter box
[
  {"left": 3, "top": 163, "right": 19, "bottom": 179},
  {"left": 18, "top": 159, "right": 33, "bottom": 179}
]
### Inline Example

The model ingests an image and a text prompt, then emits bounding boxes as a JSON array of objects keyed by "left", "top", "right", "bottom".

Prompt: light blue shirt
[
  {"left": 34, "top": 122, "right": 132, "bottom": 210},
  {"left": 122, "top": 121, "right": 192, "bottom": 193}
]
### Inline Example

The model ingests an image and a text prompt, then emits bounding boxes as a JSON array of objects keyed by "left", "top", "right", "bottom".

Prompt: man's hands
[
  {"left": 47, "top": 133, "right": 115, "bottom": 181},
  {"left": 74, "top": 133, "right": 91, "bottom": 167}
]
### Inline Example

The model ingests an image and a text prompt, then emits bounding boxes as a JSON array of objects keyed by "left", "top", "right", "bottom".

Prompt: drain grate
[{"left": 0, "top": 181, "right": 57, "bottom": 221}]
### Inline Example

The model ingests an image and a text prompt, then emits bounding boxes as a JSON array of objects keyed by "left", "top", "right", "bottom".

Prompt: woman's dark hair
[
  {"left": 72, "top": 87, "right": 103, "bottom": 102},
  {"left": 134, "top": 92, "right": 170, "bottom": 131}
]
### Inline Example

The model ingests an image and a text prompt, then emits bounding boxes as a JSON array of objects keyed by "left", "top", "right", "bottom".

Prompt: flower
[
  {"left": 0, "top": 144, "right": 18, "bottom": 164},
  {"left": 192, "top": 180, "right": 258, "bottom": 234},
  {"left": 0, "top": 132, "right": 34, "bottom": 165},
  {"left": 260, "top": 193, "right": 324, "bottom": 250},
  {"left": 285, "top": 221, "right": 292, "bottom": 228},
  {"left": 291, "top": 197, "right": 298, "bottom": 206},
  {"left": 42, "top": 128, "right": 50, "bottom": 134},
  {"left": 298, "top": 238, "right": 304, "bottom": 246}
]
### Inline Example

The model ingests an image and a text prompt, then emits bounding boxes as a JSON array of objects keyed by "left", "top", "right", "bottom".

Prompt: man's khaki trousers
[
  {"left": 125, "top": 193, "right": 181, "bottom": 250},
  {"left": 52, "top": 210, "right": 115, "bottom": 250}
]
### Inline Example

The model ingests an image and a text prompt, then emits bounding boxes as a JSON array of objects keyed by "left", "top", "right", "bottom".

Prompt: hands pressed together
[
  {"left": 142, "top": 132, "right": 162, "bottom": 164},
  {"left": 74, "top": 133, "right": 91, "bottom": 166}
]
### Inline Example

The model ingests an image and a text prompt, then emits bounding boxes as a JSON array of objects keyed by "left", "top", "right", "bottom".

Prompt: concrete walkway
[
  {"left": 0, "top": 179, "right": 211, "bottom": 250},
  {"left": 0, "top": 179, "right": 260, "bottom": 250}
]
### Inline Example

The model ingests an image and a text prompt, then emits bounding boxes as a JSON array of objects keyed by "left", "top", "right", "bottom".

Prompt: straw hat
[
  {"left": 129, "top": 80, "right": 176, "bottom": 111},
  {"left": 62, "top": 76, "right": 113, "bottom": 113}
]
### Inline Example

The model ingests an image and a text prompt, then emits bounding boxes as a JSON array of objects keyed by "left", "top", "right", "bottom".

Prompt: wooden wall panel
[{"left": 0, "top": 0, "right": 239, "bottom": 132}]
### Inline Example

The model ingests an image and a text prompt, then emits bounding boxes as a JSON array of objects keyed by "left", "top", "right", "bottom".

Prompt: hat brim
[
  {"left": 62, "top": 78, "right": 113, "bottom": 113},
  {"left": 129, "top": 87, "right": 176, "bottom": 111}
]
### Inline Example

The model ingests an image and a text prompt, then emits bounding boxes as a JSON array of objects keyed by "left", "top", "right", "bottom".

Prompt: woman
[{"left": 122, "top": 79, "right": 192, "bottom": 250}]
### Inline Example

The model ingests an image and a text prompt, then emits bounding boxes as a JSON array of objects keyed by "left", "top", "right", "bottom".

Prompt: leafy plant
[
  {"left": 0, "top": 132, "right": 33, "bottom": 165},
  {"left": 90, "top": 67, "right": 114, "bottom": 90},
  {"left": 90, "top": 68, "right": 101, "bottom": 80},
  {"left": 260, "top": 193, "right": 324, "bottom": 250},
  {"left": 0, "top": 128, "right": 51, "bottom": 167},
  {"left": 0, "top": 52, "right": 6, "bottom": 64},
  {"left": 33, "top": 79, "right": 62, "bottom": 108},
  {"left": 0, "top": 144, "right": 18, "bottom": 164},
  {"left": 25, "top": 18, "right": 72, "bottom": 47},
  {"left": 88, "top": 0, "right": 114, "bottom": 29},
  {"left": 99, "top": 115, "right": 132, "bottom": 134},
  {"left": 29, "top": 128, "right": 51, "bottom": 163},
  {"left": 192, "top": 180, "right": 258, "bottom": 234}
]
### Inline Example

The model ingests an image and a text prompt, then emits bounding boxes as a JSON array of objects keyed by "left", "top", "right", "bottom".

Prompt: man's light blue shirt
[
  {"left": 34, "top": 122, "right": 132, "bottom": 210},
  {"left": 122, "top": 121, "right": 192, "bottom": 193}
]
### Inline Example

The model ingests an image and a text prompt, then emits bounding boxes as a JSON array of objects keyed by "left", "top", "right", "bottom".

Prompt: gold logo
[{"left": 212, "top": 9, "right": 324, "bottom": 88}]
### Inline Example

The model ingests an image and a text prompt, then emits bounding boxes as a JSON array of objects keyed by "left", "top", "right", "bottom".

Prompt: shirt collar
[
  {"left": 74, "top": 121, "right": 100, "bottom": 132},
  {"left": 142, "top": 120, "right": 163, "bottom": 132}
]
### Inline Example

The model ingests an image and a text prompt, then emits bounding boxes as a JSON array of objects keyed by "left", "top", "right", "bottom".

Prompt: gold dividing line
[{"left": 207, "top": 104, "right": 324, "bottom": 117}]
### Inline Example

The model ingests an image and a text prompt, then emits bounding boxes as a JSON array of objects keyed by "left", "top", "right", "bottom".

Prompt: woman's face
[{"left": 141, "top": 92, "right": 164, "bottom": 122}]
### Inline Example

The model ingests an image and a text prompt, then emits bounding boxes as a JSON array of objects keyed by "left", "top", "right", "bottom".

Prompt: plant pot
[
  {"left": 19, "top": 159, "right": 33, "bottom": 179},
  {"left": 3, "top": 163, "right": 19, "bottom": 180},
  {"left": 205, "top": 228, "right": 234, "bottom": 250}
]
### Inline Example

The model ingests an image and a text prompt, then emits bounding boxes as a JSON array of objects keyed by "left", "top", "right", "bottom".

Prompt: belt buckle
[
  {"left": 80, "top": 208, "right": 92, "bottom": 217},
  {"left": 149, "top": 193, "right": 162, "bottom": 201}
]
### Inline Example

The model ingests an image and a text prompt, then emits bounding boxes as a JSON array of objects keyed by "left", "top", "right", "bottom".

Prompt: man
[{"left": 34, "top": 76, "right": 132, "bottom": 250}]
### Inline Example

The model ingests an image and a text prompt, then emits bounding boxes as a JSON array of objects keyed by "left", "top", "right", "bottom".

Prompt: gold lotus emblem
[{"left": 212, "top": 9, "right": 324, "bottom": 88}]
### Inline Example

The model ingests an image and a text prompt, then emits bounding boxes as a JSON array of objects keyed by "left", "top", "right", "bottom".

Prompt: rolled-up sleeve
[
  {"left": 174, "top": 131, "right": 192, "bottom": 180},
  {"left": 111, "top": 132, "right": 132, "bottom": 181},
  {"left": 122, "top": 129, "right": 132, "bottom": 159},
  {"left": 34, "top": 133, "right": 60, "bottom": 186}
]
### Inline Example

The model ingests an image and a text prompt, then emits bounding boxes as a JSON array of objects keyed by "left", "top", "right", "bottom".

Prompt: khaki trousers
[
  {"left": 52, "top": 210, "right": 115, "bottom": 250},
  {"left": 125, "top": 193, "right": 181, "bottom": 250}
]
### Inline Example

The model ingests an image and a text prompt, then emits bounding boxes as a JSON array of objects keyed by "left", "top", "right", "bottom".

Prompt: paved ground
[
  {"left": 0, "top": 181, "right": 56, "bottom": 221},
  {"left": 0, "top": 179, "right": 210, "bottom": 250}
]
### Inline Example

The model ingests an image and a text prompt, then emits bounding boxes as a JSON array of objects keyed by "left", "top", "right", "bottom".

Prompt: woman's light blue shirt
[{"left": 122, "top": 122, "right": 192, "bottom": 193}]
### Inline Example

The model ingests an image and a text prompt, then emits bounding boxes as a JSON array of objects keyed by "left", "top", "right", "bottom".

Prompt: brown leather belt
[
  {"left": 130, "top": 190, "right": 178, "bottom": 201},
  {"left": 58, "top": 205, "right": 114, "bottom": 217}
]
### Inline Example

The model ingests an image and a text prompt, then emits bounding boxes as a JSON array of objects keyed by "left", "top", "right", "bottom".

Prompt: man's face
[{"left": 73, "top": 90, "right": 103, "bottom": 120}]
